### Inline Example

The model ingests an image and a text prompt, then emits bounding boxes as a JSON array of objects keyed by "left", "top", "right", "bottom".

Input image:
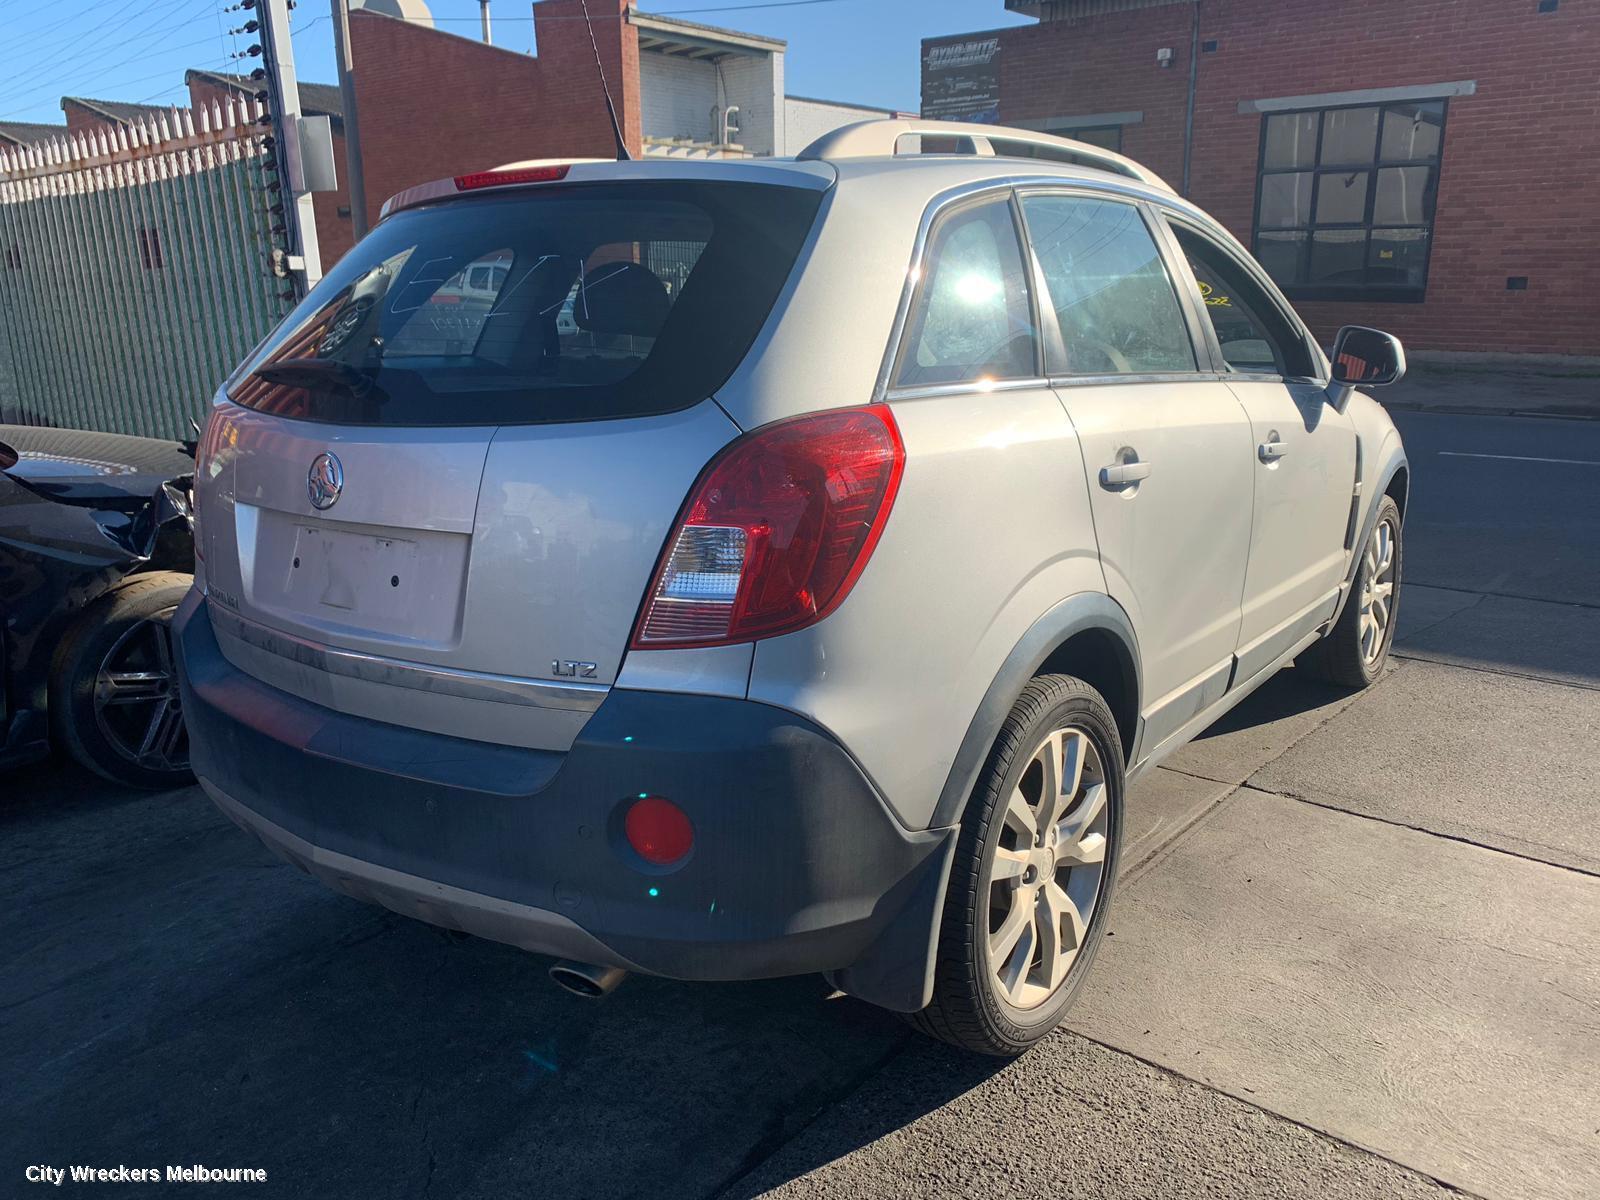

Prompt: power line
[{"left": 0, "top": 0, "right": 217, "bottom": 103}]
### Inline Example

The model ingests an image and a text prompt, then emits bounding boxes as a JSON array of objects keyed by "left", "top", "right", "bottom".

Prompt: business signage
[{"left": 921, "top": 37, "right": 1002, "bottom": 124}]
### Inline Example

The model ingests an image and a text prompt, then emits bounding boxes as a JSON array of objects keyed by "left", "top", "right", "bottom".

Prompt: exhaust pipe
[{"left": 549, "top": 960, "right": 628, "bottom": 998}]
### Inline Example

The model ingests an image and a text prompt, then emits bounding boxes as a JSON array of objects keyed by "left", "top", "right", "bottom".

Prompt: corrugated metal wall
[{"left": 0, "top": 102, "right": 289, "bottom": 439}]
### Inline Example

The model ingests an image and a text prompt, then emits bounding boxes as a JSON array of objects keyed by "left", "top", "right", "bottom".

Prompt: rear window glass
[{"left": 228, "top": 180, "right": 823, "bottom": 426}]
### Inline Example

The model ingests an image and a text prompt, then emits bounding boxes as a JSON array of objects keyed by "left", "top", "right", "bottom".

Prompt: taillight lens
[
  {"left": 631, "top": 406, "right": 905, "bottom": 649},
  {"left": 191, "top": 408, "right": 228, "bottom": 564}
]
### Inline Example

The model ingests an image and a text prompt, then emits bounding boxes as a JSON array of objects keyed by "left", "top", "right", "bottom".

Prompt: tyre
[
  {"left": 909, "top": 674, "right": 1123, "bottom": 1056},
  {"left": 50, "top": 571, "right": 195, "bottom": 790},
  {"left": 1299, "top": 495, "right": 1402, "bottom": 689}
]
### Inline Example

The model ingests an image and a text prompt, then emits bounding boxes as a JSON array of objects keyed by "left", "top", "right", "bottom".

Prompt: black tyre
[
  {"left": 1299, "top": 495, "right": 1402, "bottom": 689},
  {"left": 50, "top": 571, "right": 195, "bottom": 790},
  {"left": 909, "top": 674, "right": 1124, "bottom": 1056}
]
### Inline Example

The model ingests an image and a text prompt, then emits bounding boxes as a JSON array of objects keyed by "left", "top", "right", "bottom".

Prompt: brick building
[{"left": 926, "top": 0, "right": 1600, "bottom": 360}]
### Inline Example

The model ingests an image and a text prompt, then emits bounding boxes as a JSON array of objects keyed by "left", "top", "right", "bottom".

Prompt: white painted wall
[
  {"left": 638, "top": 48, "right": 784, "bottom": 156},
  {"left": 783, "top": 97, "right": 906, "bottom": 156}
]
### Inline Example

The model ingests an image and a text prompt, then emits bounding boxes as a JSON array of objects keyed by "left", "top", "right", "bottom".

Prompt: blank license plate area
[{"left": 247, "top": 508, "right": 469, "bottom": 645}]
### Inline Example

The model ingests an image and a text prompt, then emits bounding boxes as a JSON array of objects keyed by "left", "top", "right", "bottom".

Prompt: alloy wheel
[
  {"left": 1359, "top": 517, "right": 1398, "bottom": 666},
  {"left": 987, "top": 726, "right": 1109, "bottom": 1011},
  {"left": 92, "top": 607, "right": 188, "bottom": 772}
]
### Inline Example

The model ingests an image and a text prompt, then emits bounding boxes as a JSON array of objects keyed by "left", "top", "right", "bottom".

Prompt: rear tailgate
[
  {"left": 197, "top": 175, "right": 823, "bottom": 751},
  {"left": 200, "top": 401, "right": 739, "bottom": 752}
]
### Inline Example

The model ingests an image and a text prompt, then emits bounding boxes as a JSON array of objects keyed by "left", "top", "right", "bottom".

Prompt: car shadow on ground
[{"left": 1, "top": 761, "right": 1010, "bottom": 1199}]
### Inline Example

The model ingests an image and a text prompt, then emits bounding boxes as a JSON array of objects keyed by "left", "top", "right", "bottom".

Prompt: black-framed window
[{"left": 1252, "top": 99, "right": 1445, "bottom": 303}]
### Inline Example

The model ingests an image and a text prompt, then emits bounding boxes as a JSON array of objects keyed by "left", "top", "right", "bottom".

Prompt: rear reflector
[
  {"left": 631, "top": 406, "right": 904, "bottom": 649},
  {"left": 453, "top": 164, "right": 571, "bottom": 191},
  {"left": 624, "top": 797, "right": 695, "bottom": 866}
]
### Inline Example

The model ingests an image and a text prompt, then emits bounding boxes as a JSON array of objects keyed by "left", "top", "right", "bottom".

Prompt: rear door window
[
  {"left": 893, "top": 197, "right": 1038, "bottom": 389},
  {"left": 229, "top": 180, "right": 823, "bottom": 426},
  {"left": 1021, "top": 194, "right": 1196, "bottom": 376}
]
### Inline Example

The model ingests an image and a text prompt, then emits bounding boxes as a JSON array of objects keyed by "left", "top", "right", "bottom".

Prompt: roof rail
[{"left": 796, "top": 118, "right": 1172, "bottom": 192}]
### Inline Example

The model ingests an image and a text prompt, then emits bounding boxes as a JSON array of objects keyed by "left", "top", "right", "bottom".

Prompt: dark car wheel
[
  {"left": 50, "top": 572, "right": 195, "bottom": 790},
  {"left": 909, "top": 674, "right": 1124, "bottom": 1056},
  {"left": 1299, "top": 495, "right": 1403, "bottom": 689}
]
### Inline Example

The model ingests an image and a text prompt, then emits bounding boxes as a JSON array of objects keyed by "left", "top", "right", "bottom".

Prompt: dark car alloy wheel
[{"left": 91, "top": 607, "right": 188, "bottom": 773}]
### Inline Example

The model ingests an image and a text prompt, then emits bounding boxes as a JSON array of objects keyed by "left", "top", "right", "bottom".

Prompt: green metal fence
[{"left": 0, "top": 101, "right": 290, "bottom": 440}]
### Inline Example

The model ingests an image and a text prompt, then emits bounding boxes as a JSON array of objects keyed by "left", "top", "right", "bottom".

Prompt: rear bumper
[{"left": 175, "top": 591, "right": 954, "bottom": 1008}]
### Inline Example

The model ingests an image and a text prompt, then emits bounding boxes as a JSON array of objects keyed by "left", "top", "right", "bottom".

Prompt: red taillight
[
  {"left": 624, "top": 797, "right": 695, "bottom": 866},
  {"left": 631, "top": 406, "right": 905, "bottom": 649},
  {"left": 453, "top": 164, "right": 571, "bottom": 191}
]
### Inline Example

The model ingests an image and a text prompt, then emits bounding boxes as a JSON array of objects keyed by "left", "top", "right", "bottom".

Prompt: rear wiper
[{"left": 250, "top": 358, "right": 376, "bottom": 393}]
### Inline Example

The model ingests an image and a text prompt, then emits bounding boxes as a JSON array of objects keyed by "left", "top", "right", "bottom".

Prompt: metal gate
[{"left": 0, "top": 100, "right": 290, "bottom": 440}]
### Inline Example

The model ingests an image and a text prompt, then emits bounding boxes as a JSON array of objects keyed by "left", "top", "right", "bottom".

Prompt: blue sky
[{"left": 0, "top": 0, "right": 1032, "bottom": 127}]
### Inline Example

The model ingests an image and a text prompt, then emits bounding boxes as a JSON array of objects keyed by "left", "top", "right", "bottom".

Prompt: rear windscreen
[{"left": 228, "top": 180, "right": 824, "bottom": 426}]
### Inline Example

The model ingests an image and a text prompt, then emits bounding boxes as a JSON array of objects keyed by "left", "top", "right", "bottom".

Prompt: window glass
[
  {"left": 228, "top": 181, "right": 823, "bottom": 426},
  {"left": 895, "top": 198, "right": 1037, "bottom": 388},
  {"left": 1258, "top": 172, "right": 1313, "bottom": 228},
  {"left": 1024, "top": 195, "right": 1195, "bottom": 376},
  {"left": 1263, "top": 111, "right": 1319, "bottom": 169},
  {"left": 1319, "top": 106, "right": 1379, "bottom": 165},
  {"left": 1314, "top": 171, "right": 1370, "bottom": 223},
  {"left": 1170, "top": 224, "right": 1314, "bottom": 377},
  {"left": 1374, "top": 166, "right": 1431, "bottom": 225},
  {"left": 1380, "top": 101, "right": 1444, "bottom": 161},
  {"left": 1252, "top": 100, "right": 1446, "bottom": 300}
]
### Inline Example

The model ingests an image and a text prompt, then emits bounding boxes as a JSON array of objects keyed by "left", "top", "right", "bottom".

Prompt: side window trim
[
  {"left": 1013, "top": 185, "right": 1212, "bottom": 384},
  {"left": 1159, "top": 211, "right": 1327, "bottom": 384}
]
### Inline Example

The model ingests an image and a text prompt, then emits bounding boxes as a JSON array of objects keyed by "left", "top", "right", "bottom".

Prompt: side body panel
[
  {"left": 1226, "top": 378, "right": 1359, "bottom": 680},
  {"left": 1053, "top": 380, "right": 1255, "bottom": 752},
  {"left": 746, "top": 387, "right": 1105, "bottom": 831}
]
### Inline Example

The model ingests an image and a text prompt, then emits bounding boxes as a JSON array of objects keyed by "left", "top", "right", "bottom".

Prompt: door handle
[
  {"left": 1258, "top": 435, "right": 1289, "bottom": 463},
  {"left": 1100, "top": 459, "right": 1152, "bottom": 488}
]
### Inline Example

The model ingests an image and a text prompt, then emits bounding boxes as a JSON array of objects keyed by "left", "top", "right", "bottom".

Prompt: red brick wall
[
  {"left": 62, "top": 101, "right": 128, "bottom": 139},
  {"left": 349, "top": 2, "right": 641, "bottom": 233},
  {"left": 929, "top": 0, "right": 1600, "bottom": 358}
]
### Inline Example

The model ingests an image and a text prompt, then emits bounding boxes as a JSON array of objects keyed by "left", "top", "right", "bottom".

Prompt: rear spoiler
[{"left": 378, "top": 159, "right": 609, "bottom": 221}]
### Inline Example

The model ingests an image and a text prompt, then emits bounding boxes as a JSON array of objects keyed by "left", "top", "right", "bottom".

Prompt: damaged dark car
[{"left": 1, "top": 424, "right": 195, "bottom": 788}]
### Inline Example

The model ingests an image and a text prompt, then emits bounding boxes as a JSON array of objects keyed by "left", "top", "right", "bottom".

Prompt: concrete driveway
[{"left": 4, "top": 410, "right": 1597, "bottom": 1198}]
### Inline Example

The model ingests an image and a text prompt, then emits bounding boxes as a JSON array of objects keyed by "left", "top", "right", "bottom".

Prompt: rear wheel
[
  {"left": 1300, "top": 496, "right": 1402, "bottom": 688},
  {"left": 50, "top": 572, "right": 195, "bottom": 790},
  {"left": 909, "top": 674, "right": 1123, "bottom": 1056}
]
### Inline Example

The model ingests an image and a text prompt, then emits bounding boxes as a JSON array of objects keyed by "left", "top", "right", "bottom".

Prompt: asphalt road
[{"left": 4, "top": 409, "right": 1598, "bottom": 1199}]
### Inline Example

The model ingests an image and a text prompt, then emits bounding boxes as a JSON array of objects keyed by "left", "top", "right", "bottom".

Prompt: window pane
[
  {"left": 1368, "top": 227, "right": 1431, "bottom": 288},
  {"left": 1172, "top": 225, "right": 1310, "bottom": 375},
  {"left": 1256, "top": 230, "right": 1308, "bottom": 287},
  {"left": 1380, "top": 101, "right": 1444, "bottom": 162},
  {"left": 1024, "top": 196, "right": 1196, "bottom": 376},
  {"left": 1263, "top": 111, "right": 1319, "bottom": 169},
  {"left": 1315, "top": 171, "right": 1370, "bottom": 224},
  {"left": 1309, "top": 229, "right": 1368, "bottom": 287},
  {"left": 1319, "top": 107, "right": 1379, "bottom": 165},
  {"left": 896, "top": 199, "right": 1037, "bottom": 388},
  {"left": 1258, "top": 172, "right": 1313, "bottom": 228},
  {"left": 1374, "top": 166, "right": 1432, "bottom": 225}
]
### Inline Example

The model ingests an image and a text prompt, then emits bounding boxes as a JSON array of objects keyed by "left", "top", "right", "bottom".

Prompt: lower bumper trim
[{"left": 204, "top": 780, "right": 641, "bottom": 971}]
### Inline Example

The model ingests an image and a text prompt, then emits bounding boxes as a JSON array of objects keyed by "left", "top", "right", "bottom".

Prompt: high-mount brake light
[
  {"left": 453, "top": 164, "right": 571, "bottom": 191},
  {"left": 631, "top": 406, "right": 905, "bottom": 650}
]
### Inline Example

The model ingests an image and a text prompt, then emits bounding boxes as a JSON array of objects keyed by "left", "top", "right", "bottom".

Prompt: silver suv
[{"left": 178, "top": 121, "right": 1408, "bottom": 1056}]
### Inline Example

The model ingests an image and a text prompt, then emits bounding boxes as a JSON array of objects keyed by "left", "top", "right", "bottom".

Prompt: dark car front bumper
[{"left": 174, "top": 591, "right": 954, "bottom": 1010}]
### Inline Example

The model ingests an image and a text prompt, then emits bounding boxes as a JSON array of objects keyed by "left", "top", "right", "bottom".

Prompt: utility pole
[
  {"left": 257, "top": 0, "right": 323, "bottom": 291},
  {"left": 331, "top": 0, "right": 369, "bottom": 238}
]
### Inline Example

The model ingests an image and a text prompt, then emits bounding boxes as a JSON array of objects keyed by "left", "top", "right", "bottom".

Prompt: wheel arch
[{"left": 930, "top": 592, "right": 1141, "bottom": 830}]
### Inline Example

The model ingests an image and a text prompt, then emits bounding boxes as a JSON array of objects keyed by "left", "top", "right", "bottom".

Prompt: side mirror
[{"left": 1327, "top": 325, "right": 1406, "bottom": 411}]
